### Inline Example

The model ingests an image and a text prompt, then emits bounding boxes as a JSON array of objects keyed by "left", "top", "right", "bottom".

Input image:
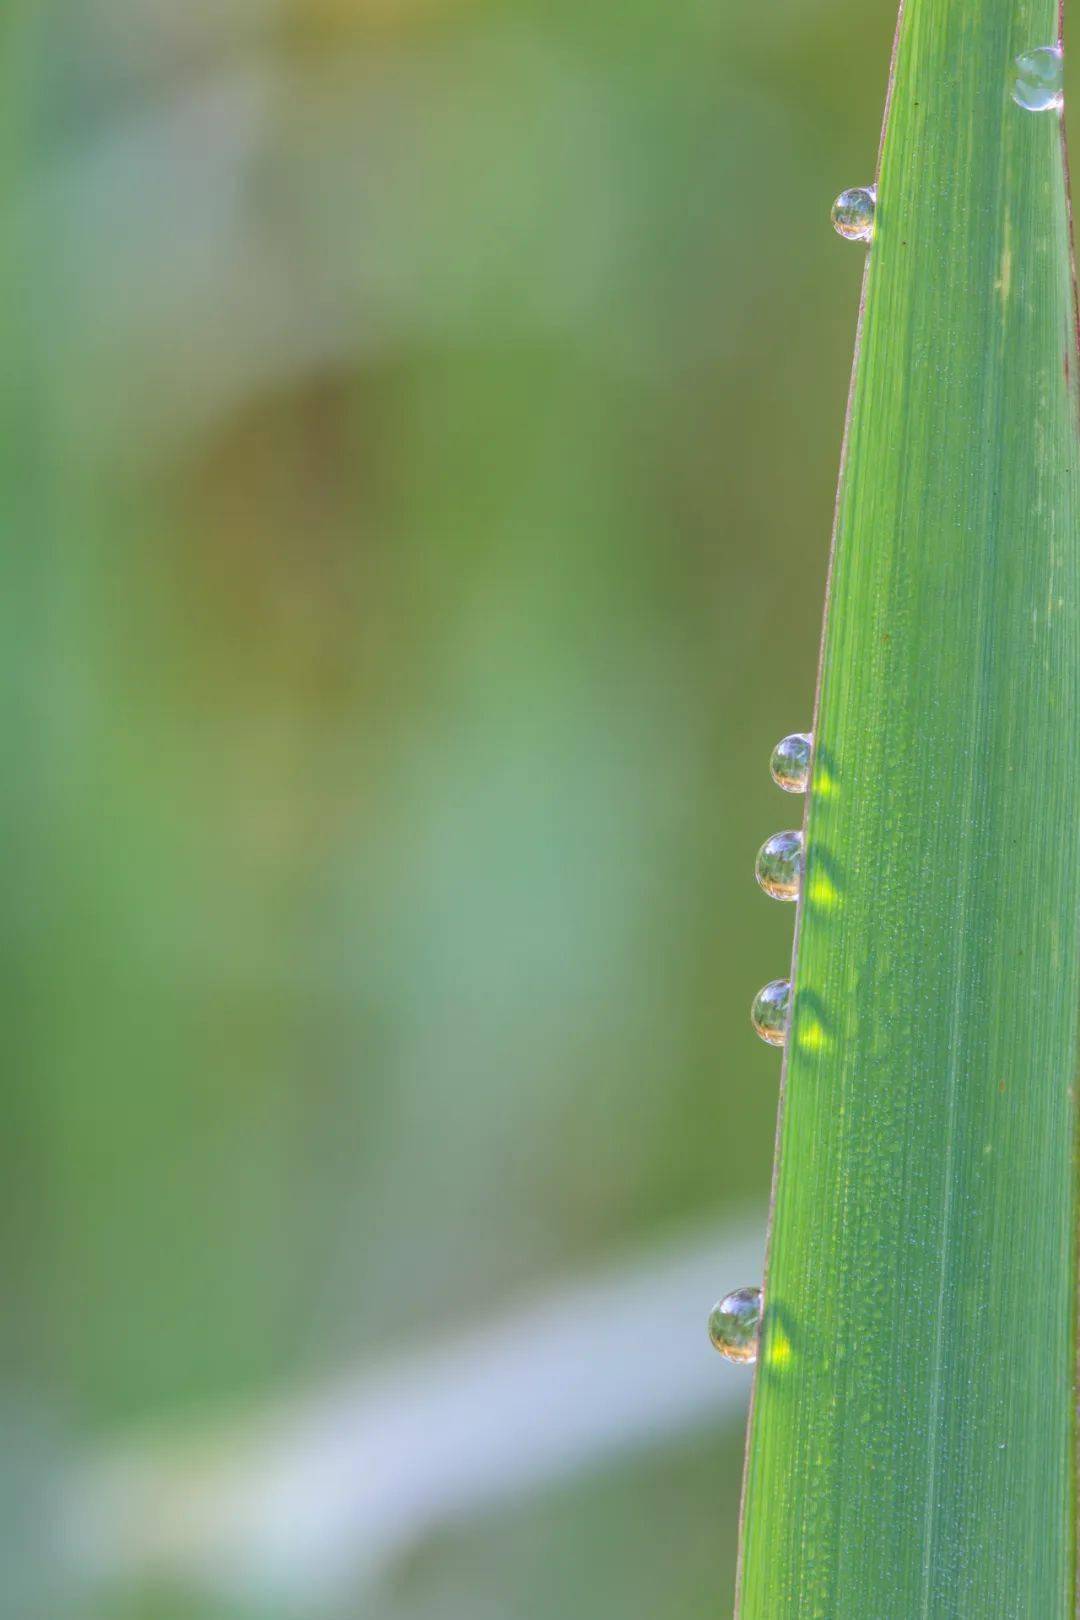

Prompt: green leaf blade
[{"left": 736, "top": 0, "right": 1080, "bottom": 1614}]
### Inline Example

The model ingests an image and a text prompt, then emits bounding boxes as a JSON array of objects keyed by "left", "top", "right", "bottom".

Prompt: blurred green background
[{"left": 0, "top": 0, "right": 995, "bottom": 1614}]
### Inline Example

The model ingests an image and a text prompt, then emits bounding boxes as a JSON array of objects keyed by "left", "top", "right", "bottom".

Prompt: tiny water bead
[
  {"left": 1013, "top": 44, "right": 1064, "bottom": 111},
  {"left": 708, "top": 1287, "right": 762, "bottom": 1364},
  {"left": 755, "top": 829, "right": 804, "bottom": 901},
  {"left": 751, "top": 978, "right": 791, "bottom": 1046},
  {"left": 770, "top": 731, "right": 813, "bottom": 793},
  {"left": 831, "top": 185, "right": 876, "bottom": 243}
]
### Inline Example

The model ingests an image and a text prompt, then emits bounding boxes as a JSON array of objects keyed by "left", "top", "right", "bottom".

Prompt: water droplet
[
  {"left": 831, "top": 185, "right": 876, "bottom": 243},
  {"left": 708, "top": 1286, "right": 762, "bottom": 1364},
  {"left": 751, "top": 978, "right": 791, "bottom": 1046},
  {"left": 1013, "top": 44, "right": 1064, "bottom": 111},
  {"left": 770, "top": 732, "right": 813, "bottom": 793},
  {"left": 756, "top": 830, "right": 804, "bottom": 901}
]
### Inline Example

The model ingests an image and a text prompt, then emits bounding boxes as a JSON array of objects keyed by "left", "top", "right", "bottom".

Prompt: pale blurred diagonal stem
[{"left": 68, "top": 1219, "right": 762, "bottom": 1607}]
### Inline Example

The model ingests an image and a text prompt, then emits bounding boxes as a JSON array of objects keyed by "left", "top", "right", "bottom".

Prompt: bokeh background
[{"left": 6, "top": 0, "right": 1048, "bottom": 1615}]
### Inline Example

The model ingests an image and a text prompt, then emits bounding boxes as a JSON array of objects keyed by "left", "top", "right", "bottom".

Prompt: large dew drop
[
  {"left": 756, "top": 829, "right": 804, "bottom": 901},
  {"left": 751, "top": 979, "right": 791, "bottom": 1046},
  {"left": 831, "top": 185, "right": 876, "bottom": 243},
  {"left": 1013, "top": 44, "right": 1064, "bottom": 111},
  {"left": 708, "top": 1287, "right": 762, "bottom": 1364},
  {"left": 770, "top": 732, "right": 813, "bottom": 793}
]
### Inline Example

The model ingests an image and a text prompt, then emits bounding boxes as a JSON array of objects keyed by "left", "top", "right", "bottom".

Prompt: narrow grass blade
[{"left": 736, "top": 0, "right": 1080, "bottom": 1613}]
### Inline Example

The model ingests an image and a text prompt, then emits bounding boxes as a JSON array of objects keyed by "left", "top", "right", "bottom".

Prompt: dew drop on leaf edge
[
  {"left": 831, "top": 185, "right": 876, "bottom": 243},
  {"left": 756, "top": 829, "right": 804, "bottom": 901},
  {"left": 709, "top": 1287, "right": 762, "bottom": 1364},
  {"left": 751, "top": 978, "right": 791, "bottom": 1046},
  {"left": 770, "top": 731, "right": 813, "bottom": 793},
  {"left": 1013, "top": 44, "right": 1064, "bottom": 111}
]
